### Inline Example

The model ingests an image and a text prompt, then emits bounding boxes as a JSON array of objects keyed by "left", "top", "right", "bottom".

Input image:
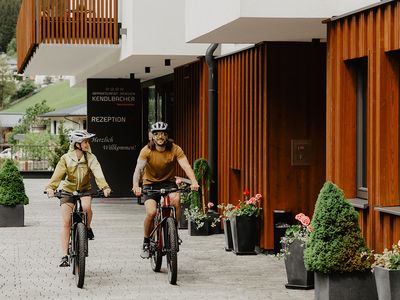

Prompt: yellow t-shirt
[{"left": 139, "top": 143, "right": 185, "bottom": 184}]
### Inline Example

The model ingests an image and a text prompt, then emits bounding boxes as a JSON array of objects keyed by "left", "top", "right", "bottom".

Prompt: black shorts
[{"left": 142, "top": 182, "right": 178, "bottom": 202}]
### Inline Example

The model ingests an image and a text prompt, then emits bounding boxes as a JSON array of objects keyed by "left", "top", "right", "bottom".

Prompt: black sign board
[{"left": 87, "top": 78, "right": 142, "bottom": 197}]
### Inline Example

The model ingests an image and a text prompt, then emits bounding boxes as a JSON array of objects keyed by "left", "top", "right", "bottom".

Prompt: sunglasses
[{"left": 153, "top": 131, "right": 167, "bottom": 137}]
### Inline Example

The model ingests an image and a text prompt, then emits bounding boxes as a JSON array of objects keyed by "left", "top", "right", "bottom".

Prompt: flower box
[
  {"left": 230, "top": 215, "right": 258, "bottom": 255},
  {"left": 374, "top": 266, "right": 400, "bottom": 300}
]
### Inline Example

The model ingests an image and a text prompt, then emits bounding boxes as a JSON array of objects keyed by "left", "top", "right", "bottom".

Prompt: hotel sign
[{"left": 87, "top": 78, "right": 142, "bottom": 197}]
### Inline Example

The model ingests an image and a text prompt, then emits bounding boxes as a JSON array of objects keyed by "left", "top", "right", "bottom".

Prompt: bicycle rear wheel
[
  {"left": 166, "top": 217, "right": 178, "bottom": 284},
  {"left": 74, "top": 222, "right": 87, "bottom": 288},
  {"left": 151, "top": 222, "right": 163, "bottom": 272}
]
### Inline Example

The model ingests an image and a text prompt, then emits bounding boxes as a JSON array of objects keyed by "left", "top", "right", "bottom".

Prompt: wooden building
[
  {"left": 326, "top": 0, "right": 400, "bottom": 252},
  {"left": 173, "top": 42, "right": 327, "bottom": 250}
]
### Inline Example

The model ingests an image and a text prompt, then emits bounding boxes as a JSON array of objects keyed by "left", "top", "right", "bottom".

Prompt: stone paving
[{"left": 0, "top": 179, "right": 314, "bottom": 299}]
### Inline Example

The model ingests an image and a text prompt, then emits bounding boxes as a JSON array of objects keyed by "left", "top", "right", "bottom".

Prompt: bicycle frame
[{"left": 149, "top": 193, "right": 176, "bottom": 254}]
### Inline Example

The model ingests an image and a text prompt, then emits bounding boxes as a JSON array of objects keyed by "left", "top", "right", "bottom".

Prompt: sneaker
[
  {"left": 178, "top": 236, "right": 183, "bottom": 245},
  {"left": 87, "top": 228, "right": 95, "bottom": 240},
  {"left": 140, "top": 243, "right": 150, "bottom": 259},
  {"left": 59, "top": 255, "right": 70, "bottom": 267}
]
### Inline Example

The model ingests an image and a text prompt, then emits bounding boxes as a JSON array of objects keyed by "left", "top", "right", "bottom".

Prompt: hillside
[{"left": 2, "top": 81, "right": 86, "bottom": 113}]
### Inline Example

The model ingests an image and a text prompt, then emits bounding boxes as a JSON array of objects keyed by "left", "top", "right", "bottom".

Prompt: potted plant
[
  {"left": 175, "top": 177, "right": 191, "bottom": 229},
  {"left": 304, "top": 181, "right": 377, "bottom": 300},
  {"left": 217, "top": 202, "right": 236, "bottom": 251},
  {"left": 229, "top": 190, "right": 262, "bottom": 255},
  {"left": 184, "top": 158, "right": 220, "bottom": 235},
  {"left": 184, "top": 195, "right": 220, "bottom": 236},
  {"left": 278, "top": 213, "right": 314, "bottom": 289},
  {"left": 370, "top": 240, "right": 400, "bottom": 300},
  {"left": 0, "top": 159, "right": 29, "bottom": 227}
]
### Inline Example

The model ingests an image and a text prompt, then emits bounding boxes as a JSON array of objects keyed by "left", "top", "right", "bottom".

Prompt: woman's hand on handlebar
[
  {"left": 132, "top": 186, "right": 142, "bottom": 197},
  {"left": 103, "top": 187, "right": 112, "bottom": 197},
  {"left": 46, "top": 188, "right": 55, "bottom": 198}
]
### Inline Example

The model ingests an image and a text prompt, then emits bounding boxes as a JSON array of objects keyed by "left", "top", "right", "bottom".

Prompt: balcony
[{"left": 17, "top": 0, "right": 119, "bottom": 75}]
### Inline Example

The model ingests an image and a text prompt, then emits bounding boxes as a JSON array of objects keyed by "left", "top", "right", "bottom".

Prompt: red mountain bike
[{"left": 142, "top": 187, "right": 189, "bottom": 285}]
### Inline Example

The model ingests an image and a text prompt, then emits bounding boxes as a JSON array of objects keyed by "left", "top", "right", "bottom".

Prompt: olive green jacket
[{"left": 46, "top": 149, "right": 109, "bottom": 193}]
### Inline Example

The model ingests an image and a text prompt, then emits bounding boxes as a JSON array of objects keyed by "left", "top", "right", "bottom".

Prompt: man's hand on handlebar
[
  {"left": 190, "top": 181, "right": 200, "bottom": 192},
  {"left": 132, "top": 186, "right": 142, "bottom": 197},
  {"left": 103, "top": 187, "right": 112, "bottom": 197},
  {"left": 46, "top": 188, "right": 55, "bottom": 198}
]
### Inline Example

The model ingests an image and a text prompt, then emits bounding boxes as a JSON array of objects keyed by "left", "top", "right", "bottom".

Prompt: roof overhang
[
  {"left": 23, "top": 44, "right": 121, "bottom": 77},
  {"left": 188, "top": 17, "right": 328, "bottom": 44}
]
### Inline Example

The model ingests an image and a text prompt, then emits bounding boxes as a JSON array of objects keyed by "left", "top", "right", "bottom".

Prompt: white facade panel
[
  {"left": 120, "top": 0, "right": 208, "bottom": 59},
  {"left": 185, "top": 0, "right": 381, "bottom": 43}
]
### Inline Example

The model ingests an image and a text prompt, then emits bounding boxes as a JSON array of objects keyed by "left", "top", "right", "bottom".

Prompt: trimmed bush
[
  {"left": 304, "top": 181, "right": 371, "bottom": 273},
  {"left": 0, "top": 159, "right": 29, "bottom": 206}
]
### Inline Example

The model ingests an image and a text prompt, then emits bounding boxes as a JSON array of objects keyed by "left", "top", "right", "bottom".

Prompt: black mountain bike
[
  {"left": 47, "top": 189, "right": 104, "bottom": 288},
  {"left": 142, "top": 187, "right": 190, "bottom": 285}
]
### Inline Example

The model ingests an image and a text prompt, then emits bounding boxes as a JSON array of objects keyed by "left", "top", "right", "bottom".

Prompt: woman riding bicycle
[
  {"left": 45, "top": 129, "right": 111, "bottom": 267},
  {"left": 132, "top": 121, "right": 199, "bottom": 258}
]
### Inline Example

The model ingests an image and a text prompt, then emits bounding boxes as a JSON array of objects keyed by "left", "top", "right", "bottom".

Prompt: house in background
[
  {"left": 16, "top": 0, "right": 398, "bottom": 252},
  {"left": 38, "top": 103, "right": 86, "bottom": 134},
  {"left": 0, "top": 112, "right": 23, "bottom": 149}
]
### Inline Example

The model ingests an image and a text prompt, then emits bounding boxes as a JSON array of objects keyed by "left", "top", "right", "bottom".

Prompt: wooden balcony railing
[{"left": 17, "top": 0, "right": 119, "bottom": 73}]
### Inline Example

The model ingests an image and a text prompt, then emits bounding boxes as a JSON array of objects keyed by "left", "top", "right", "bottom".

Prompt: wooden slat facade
[
  {"left": 174, "top": 43, "right": 326, "bottom": 250},
  {"left": 327, "top": 0, "right": 400, "bottom": 251},
  {"left": 16, "top": 0, "right": 118, "bottom": 73}
]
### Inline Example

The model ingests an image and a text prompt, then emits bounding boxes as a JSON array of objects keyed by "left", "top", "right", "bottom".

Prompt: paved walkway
[{"left": 0, "top": 179, "right": 314, "bottom": 300}]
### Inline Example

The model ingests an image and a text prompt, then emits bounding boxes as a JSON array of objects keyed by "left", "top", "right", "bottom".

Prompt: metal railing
[{"left": 4, "top": 145, "right": 56, "bottom": 171}]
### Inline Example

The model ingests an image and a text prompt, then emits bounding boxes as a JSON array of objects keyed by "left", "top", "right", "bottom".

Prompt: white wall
[
  {"left": 185, "top": 0, "right": 380, "bottom": 42},
  {"left": 120, "top": 0, "right": 209, "bottom": 60}
]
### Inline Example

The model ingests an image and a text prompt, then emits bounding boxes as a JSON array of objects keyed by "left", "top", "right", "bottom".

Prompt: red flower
[{"left": 243, "top": 189, "right": 250, "bottom": 197}]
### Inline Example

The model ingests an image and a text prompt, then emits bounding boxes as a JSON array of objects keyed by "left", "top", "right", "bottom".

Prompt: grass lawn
[{"left": 2, "top": 81, "right": 86, "bottom": 113}]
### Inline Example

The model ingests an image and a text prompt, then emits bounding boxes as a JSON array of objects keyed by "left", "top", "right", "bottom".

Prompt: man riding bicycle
[
  {"left": 45, "top": 129, "right": 111, "bottom": 267},
  {"left": 132, "top": 121, "right": 199, "bottom": 259}
]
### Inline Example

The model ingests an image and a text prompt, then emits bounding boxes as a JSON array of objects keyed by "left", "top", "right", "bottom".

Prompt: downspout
[{"left": 206, "top": 43, "right": 218, "bottom": 207}]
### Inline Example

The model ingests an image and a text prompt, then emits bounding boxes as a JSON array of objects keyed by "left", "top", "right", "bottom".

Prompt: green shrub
[
  {"left": 304, "top": 181, "right": 371, "bottom": 274},
  {"left": 0, "top": 159, "right": 29, "bottom": 206}
]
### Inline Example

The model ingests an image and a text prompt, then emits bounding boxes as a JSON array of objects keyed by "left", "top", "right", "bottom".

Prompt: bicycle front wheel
[
  {"left": 166, "top": 217, "right": 178, "bottom": 285},
  {"left": 151, "top": 225, "right": 163, "bottom": 272},
  {"left": 74, "top": 222, "right": 87, "bottom": 288}
]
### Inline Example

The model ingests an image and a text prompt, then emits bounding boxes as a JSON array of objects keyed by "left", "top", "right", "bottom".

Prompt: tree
[
  {"left": 0, "top": 159, "right": 29, "bottom": 206},
  {"left": 50, "top": 122, "right": 70, "bottom": 169},
  {"left": 6, "top": 37, "right": 16, "bottom": 57},
  {"left": 304, "top": 181, "right": 371, "bottom": 273},
  {"left": 0, "top": 0, "right": 21, "bottom": 53},
  {"left": 9, "top": 100, "right": 54, "bottom": 143},
  {"left": 0, "top": 55, "right": 16, "bottom": 109},
  {"left": 15, "top": 78, "right": 36, "bottom": 99}
]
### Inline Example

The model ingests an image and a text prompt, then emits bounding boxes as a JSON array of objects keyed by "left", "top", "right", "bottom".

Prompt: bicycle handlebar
[
  {"left": 141, "top": 187, "right": 193, "bottom": 196},
  {"left": 44, "top": 189, "right": 105, "bottom": 199}
]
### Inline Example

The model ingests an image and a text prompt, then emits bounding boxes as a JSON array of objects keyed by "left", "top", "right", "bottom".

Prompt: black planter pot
[
  {"left": 188, "top": 220, "right": 212, "bottom": 236},
  {"left": 374, "top": 266, "right": 400, "bottom": 300},
  {"left": 223, "top": 218, "right": 233, "bottom": 251},
  {"left": 230, "top": 215, "right": 258, "bottom": 255},
  {"left": 179, "top": 202, "right": 190, "bottom": 229},
  {"left": 207, "top": 210, "right": 221, "bottom": 234},
  {"left": 0, "top": 204, "right": 24, "bottom": 227},
  {"left": 315, "top": 271, "right": 378, "bottom": 300},
  {"left": 284, "top": 239, "right": 314, "bottom": 289}
]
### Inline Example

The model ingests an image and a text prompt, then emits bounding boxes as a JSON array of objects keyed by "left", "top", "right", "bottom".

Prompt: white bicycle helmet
[
  {"left": 69, "top": 129, "right": 96, "bottom": 145},
  {"left": 150, "top": 121, "right": 168, "bottom": 133}
]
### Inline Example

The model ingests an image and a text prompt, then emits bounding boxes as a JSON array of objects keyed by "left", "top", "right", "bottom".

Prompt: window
[
  {"left": 356, "top": 60, "right": 368, "bottom": 199},
  {"left": 147, "top": 85, "right": 163, "bottom": 127}
]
